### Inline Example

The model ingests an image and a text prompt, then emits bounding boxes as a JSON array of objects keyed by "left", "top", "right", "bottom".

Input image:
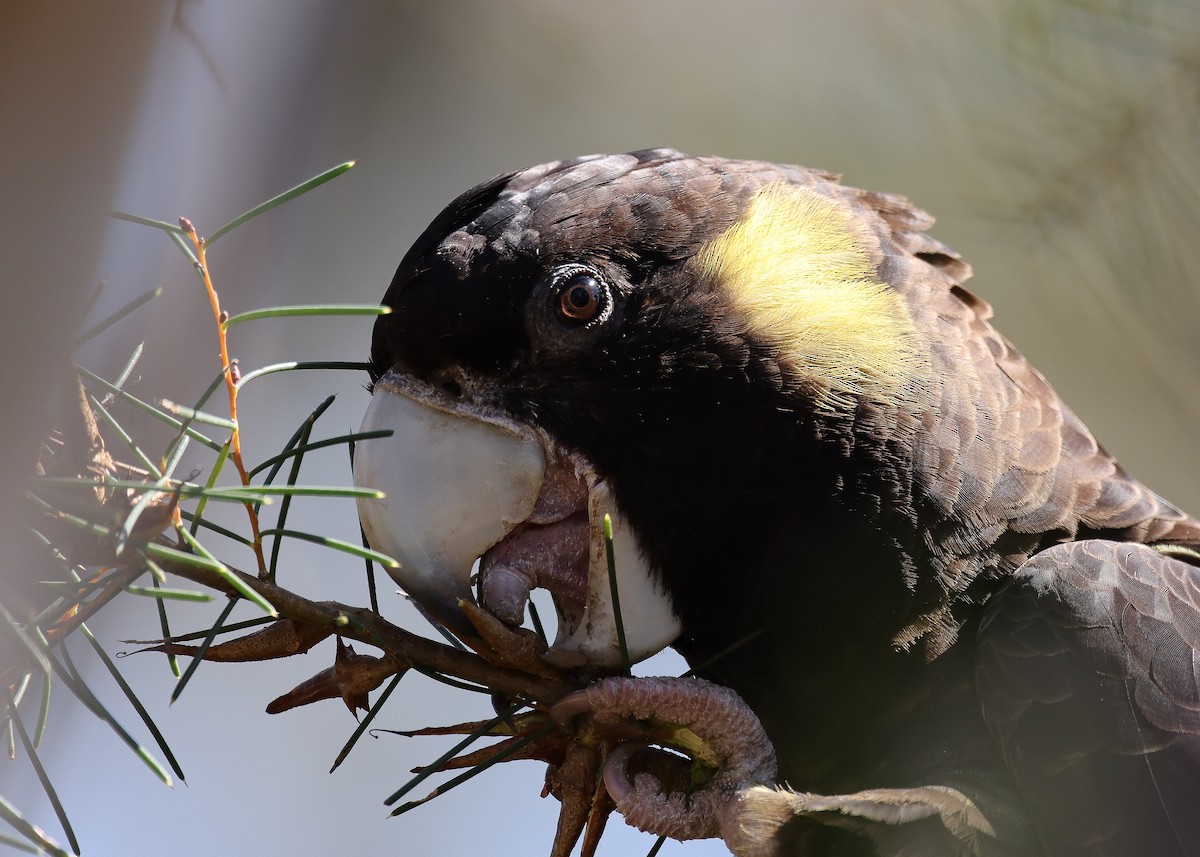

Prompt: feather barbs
[{"left": 697, "top": 182, "right": 924, "bottom": 411}]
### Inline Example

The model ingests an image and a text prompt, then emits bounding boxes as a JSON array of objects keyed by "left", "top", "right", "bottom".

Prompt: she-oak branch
[{"left": 156, "top": 554, "right": 575, "bottom": 704}]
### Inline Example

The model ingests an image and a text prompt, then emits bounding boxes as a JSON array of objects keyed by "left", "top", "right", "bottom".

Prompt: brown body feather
[{"left": 372, "top": 149, "right": 1200, "bottom": 855}]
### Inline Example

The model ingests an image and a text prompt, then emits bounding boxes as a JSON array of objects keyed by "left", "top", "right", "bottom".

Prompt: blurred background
[{"left": 1, "top": 1, "right": 1197, "bottom": 855}]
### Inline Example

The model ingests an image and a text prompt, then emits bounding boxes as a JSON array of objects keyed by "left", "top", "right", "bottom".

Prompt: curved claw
[
  {"left": 550, "top": 689, "right": 594, "bottom": 733},
  {"left": 600, "top": 742, "right": 640, "bottom": 806},
  {"left": 552, "top": 676, "right": 779, "bottom": 844}
]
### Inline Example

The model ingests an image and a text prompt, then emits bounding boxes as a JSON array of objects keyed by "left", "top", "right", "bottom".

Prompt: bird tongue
[{"left": 478, "top": 449, "right": 591, "bottom": 631}]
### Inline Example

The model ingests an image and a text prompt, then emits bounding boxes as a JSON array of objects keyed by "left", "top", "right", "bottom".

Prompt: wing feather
[{"left": 978, "top": 540, "right": 1200, "bottom": 856}]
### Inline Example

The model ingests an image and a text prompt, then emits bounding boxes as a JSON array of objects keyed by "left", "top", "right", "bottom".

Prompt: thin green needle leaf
[
  {"left": 170, "top": 596, "right": 238, "bottom": 705},
  {"left": 79, "top": 624, "right": 186, "bottom": 782},
  {"left": 89, "top": 393, "right": 161, "bottom": 477},
  {"left": 5, "top": 673, "right": 29, "bottom": 758},
  {"left": 388, "top": 725, "right": 552, "bottom": 817},
  {"left": 33, "top": 477, "right": 275, "bottom": 508},
  {"left": 603, "top": 514, "right": 630, "bottom": 669},
  {"left": 34, "top": 476, "right": 178, "bottom": 561},
  {"left": 148, "top": 615, "right": 273, "bottom": 645},
  {"left": 33, "top": 476, "right": 160, "bottom": 493},
  {"left": 79, "top": 279, "right": 106, "bottom": 327},
  {"left": 361, "top": 527, "right": 380, "bottom": 615},
  {"left": 175, "top": 529, "right": 277, "bottom": 617},
  {"left": 234, "top": 360, "right": 373, "bottom": 388},
  {"left": 257, "top": 529, "right": 398, "bottom": 567},
  {"left": 125, "top": 586, "right": 212, "bottom": 602},
  {"left": 37, "top": 578, "right": 109, "bottom": 596},
  {"left": 37, "top": 635, "right": 173, "bottom": 787},
  {"left": 383, "top": 702, "right": 528, "bottom": 806},
  {"left": 248, "top": 430, "right": 391, "bottom": 480},
  {"left": 0, "top": 602, "right": 50, "bottom": 677},
  {"left": 25, "top": 495, "right": 131, "bottom": 563},
  {"left": 74, "top": 288, "right": 162, "bottom": 347},
  {"left": 77, "top": 366, "right": 223, "bottom": 452},
  {"left": 142, "top": 540, "right": 234, "bottom": 572},
  {"left": 54, "top": 644, "right": 84, "bottom": 684},
  {"left": 234, "top": 361, "right": 295, "bottom": 386},
  {"left": 329, "top": 672, "right": 404, "bottom": 773},
  {"left": 5, "top": 688, "right": 79, "bottom": 855},
  {"left": 25, "top": 534, "right": 89, "bottom": 630},
  {"left": 349, "top": 438, "right": 381, "bottom": 614},
  {"left": 107, "top": 209, "right": 198, "bottom": 263},
  {"left": 147, "top": 567, "right": 182, "bottom": 678},
  {"left": 187, "top": 439, "right": 233, "bottom": 537},
  {"left": 107, "top": 209, "right": 186, "bottom": 235},
  {"left": 179, "top": 507, "right": 252, "bottom": 546},
  {"left": 0, "top": 831, "right": 41, "bottom": 854},
  {"left": 212, "top": 485, "right": 382, "bottom": 500},
  {"left": 409, "top": 665, "right": 491, "bottom": 695},
  {"left": 254, "top": 395, "right": 335, "bottom": 516},
  {"left": 34, "top": 672, "right": 50, "bottom": 749},
  {"left": 527, "top": 600, "right": 548, "bottom": 647},
  {"left": 223, "top": 304, "right": 389, "bottom": 327},
  {"left": 167, "top": 229, "right": 200, "bottom": 267},
  {"left": 9, "top": 673, "right": 30, "bottom": 708},
  {"left": 48, "top": 479, "right": 373, "bottom": 504},
  {"left": 146, "top": 556, "right": 166, "bottom": 585},
  {"left": 163, "top": 365, "right": 220, "bottom": 469},
  {"left": 115, "top": 474, "right": 183, "bottom": 556},
  {"left": 207, "top": 160, "right": 356, "bottom": 245},
  {"left": 155, "top": 451, "right": 190, "bottom": 501},
  {"left": 159, "top": 429, "right": 191, "bottom": 483},
  {"left": 109, "top": 341, "right": 145, "bottom": 394},
  {"left": 265, "top": 401, "right": 325, "bottom": 581},
  {"left": 178, "top": 369, "right": 230, "bottom": 433},
  {"left": 0, "top": 794, "right": 70, "bottom": 857},
  {"left": 394, "top": 595, "right": 468, "bottom": 651},
  {"left": 265, "top": 500, "right": 296, "bottom": 583},
  {"left": 158, "top": 399, "right": 237, "bottom": 430},
  {"left": 645, "top": 835, "right": 668, "bottom": 857}
]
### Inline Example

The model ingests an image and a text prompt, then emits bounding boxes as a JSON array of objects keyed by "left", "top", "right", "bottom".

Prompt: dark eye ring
[{"left": 555, "top": 271, "right": 605, "bottom": 324}]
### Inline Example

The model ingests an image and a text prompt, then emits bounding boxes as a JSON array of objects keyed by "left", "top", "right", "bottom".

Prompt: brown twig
[
  {"left": 43, "top": 565, "right": 146, "bottom": 644},
  {"left": 155, "top": 553, "right": 576, "bottom": 702},
  {"left": 179, "top": 217, "right": 267, "bottom": 576}
]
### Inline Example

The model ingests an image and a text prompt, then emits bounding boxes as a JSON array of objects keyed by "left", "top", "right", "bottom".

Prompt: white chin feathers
[{"left": 354, "top": 371, "right": 680, "bottom": 668}]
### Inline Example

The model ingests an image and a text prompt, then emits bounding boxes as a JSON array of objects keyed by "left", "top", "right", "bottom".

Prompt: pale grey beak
[{"left": 353, "top": 370, "right": 680, "bottom": 667}]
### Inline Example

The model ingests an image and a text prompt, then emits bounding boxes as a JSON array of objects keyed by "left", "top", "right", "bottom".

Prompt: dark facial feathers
[{"left": 370, "top": 149, "right": 1198, "bottom": 657}]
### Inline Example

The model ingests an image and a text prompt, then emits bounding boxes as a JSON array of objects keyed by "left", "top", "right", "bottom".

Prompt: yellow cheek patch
[{"left": 697, "top": 182, "right": 923, "bottom": 411}]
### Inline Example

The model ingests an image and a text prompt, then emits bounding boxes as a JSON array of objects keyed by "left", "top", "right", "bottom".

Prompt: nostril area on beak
[{"left": 424, "top": 370, "right": 464, "bottom": 399}]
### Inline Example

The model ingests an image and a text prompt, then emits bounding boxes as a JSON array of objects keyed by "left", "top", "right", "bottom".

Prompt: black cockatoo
[{"left": 353, "top": 149, "right": 1200, "bottom": 856}]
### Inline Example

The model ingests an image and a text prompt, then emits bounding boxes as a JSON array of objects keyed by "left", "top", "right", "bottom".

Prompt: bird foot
[
  {"left": 550, "top": 675, "right": 778, "bottom": 846},
  {"left": 726, "top": 784, "right": 996, "bottom": 857}
]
